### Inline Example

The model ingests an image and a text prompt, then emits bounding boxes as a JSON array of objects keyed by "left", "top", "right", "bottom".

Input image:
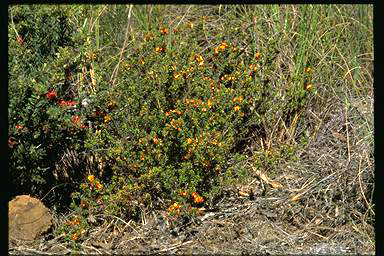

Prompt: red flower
[
  {"left": 46, "top": 90, "right": 57, "bottom": 100},
  {"left": 15, "top": 124, "right": 23, "bottom": 130}
]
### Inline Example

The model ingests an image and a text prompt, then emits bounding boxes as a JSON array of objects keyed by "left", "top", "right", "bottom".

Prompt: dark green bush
[{"left": 8, "top": 5, "right": 96, "bottom": 202}]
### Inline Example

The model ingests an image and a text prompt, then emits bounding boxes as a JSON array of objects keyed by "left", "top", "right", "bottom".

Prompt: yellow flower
[
  {"left": 174, "top": 73, "right": 182, "bottom": 80},
  {"left": 304, "top": 83, "right": 313, "bottom": 90},
  {"left": 234, "top": 106, "right": 240, "bottom": 111},
  {"left": 202, "top": 107, "right": 207, "bottom": 112},
  {"left": 104, "top": 115, "right": 112, "bottom": 123},
  {"left": 87, "top": 175, "right": 95, "bottom": 183},
  {"left": 304, "top": 67, "right": 313, "bottom": 73},
  {"left": 219, "top": 42, "right": 228, "bottom": 51},
  {"left": 195, "top": 55, "right": 204, "bottom": 66}
]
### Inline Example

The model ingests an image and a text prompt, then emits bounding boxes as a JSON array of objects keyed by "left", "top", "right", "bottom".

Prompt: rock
[{"left": 9, "top": 195, "right": 53, "bottom": 242}]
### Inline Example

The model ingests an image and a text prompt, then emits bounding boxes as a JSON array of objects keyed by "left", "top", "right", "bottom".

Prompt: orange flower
[
  {"left": 187, "top": 138, "right": 193, "bottom": 144},
  {"left": 249, "top": 64, "right": 257, "bottom": 72},
  {"left": 168, "top": 202, "right": 182, "bottom": 215},
  {"left": 207, "top": 99, "right": 213, "bottom": 109},
  {"left": 232, "top": 96, "right": 243, "bottom": 103},
  {"left": 152, "top": 136, "right": 159, "bottom": 144},
  {"left": 15, "top": 124, "right": 23, "bottom": 130},
  {"left": 191, "top": 192, "right": 199, "bottom": 199},
  {"left": 95, "top": 181, "right": 103, "bottom": 190},
  {"left": 214, "top": 47, "right": 219, "bottom": 55},
  {"left": 227, "top": 76, "right": 235, "bottom": 81},
  {"left": 255, "top": 52, "right": 261, "bottom": 59},
  {"left": 234, "top": 106, "right": 240, "bottom": 111},
  {"left": 155, "top": 46, "right": 166, "bottom": 53},
  {"left": 179, "top": 191, "right": 188, "bottom": 197},
  {"left": 194, "top": 196, "right": 204, "bottom": 203},
  {"left": 67, "top": 218, "right": 80, "bottom": 226},
  {"left": 219, "top": 42, "right": 228, "bottom": 51},
  {"left": 160, "top": 27, "right": 168, "bottom": 35},
  {"left": 87, "top": 175, "right": 95, "bottom": 183},
  {"left": 71, "top": 233, "right": 79, "bottom": 241},
  {"left": 140, "top": 153, "right": 145, "bottom": 161}
]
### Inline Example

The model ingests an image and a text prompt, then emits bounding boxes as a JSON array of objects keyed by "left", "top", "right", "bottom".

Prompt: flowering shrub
[{"left": 83, "top": 18, "right": 313, "bottom": 218}]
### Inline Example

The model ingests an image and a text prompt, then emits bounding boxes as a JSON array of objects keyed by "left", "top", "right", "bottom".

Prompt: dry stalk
[{"left": 110, "top": 4, "right": 133, "bottom": 87}]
